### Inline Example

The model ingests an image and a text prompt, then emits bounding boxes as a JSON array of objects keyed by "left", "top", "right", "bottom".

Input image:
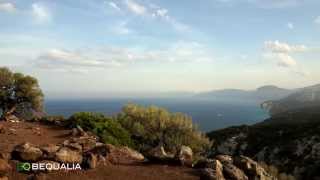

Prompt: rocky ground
[
  {"left": 0, "top": 121, "right": 275, "bottom": 180},
  {"left": 0, "top": 121, "right": 199, "bottom": 180}
]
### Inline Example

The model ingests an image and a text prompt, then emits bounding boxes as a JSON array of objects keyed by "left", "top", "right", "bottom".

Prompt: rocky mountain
[
  {"left": 196, "top": 85, "right": 293, "bottom": 103},
  {"left": 207, "top": 106, "right": 320, "bottom": 179},
  {"left": 262, "top": 84, "right": 320, "bottom": 115}
]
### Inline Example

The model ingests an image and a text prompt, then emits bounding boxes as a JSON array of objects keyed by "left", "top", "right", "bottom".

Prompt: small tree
[{"left": 0, "top": 67, "right": 44, "bottom": 120}]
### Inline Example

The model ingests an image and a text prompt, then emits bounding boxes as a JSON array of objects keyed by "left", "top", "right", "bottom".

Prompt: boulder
[
  {"left": 177, "top": 145, "right": 193, "bottom": 167},
  {"left": 106, "top": 144, "right": 145, "bottom": 165},
  {"left": 84, "top": 153, "right": 97, "bottom": 169},
  {"left": 71, "top": 125, "right": 87, "bottom": 137},
  {"left": 40, "top": 144, "right": 60, "bottom": 159},
  {"left": 62, "top": 140, "right": 82, "bottom": 152},
  {"left": 66, "top": 136, "right": 97, "bottom": 152},
  {"left": 234, "top": 156, "right": 276, "bottom": 180},
  {"left": 5, "top": 114, "right": 20, "bottom": 122},
  {"left": 223, "top": 162, "right": 248, "bottom": 180},
  {"left": 216, "top": 155, "right": 233, "bottom": 164},
  {"left": 194, "top": 158, "right": 218, "bottom": 169},
  {"left": 55, "top": 147, "right": 83, "bottom": 164},
  {"left": 88, "top": 144, "right": 109, "bottom": 157},
  {"left": 12, "top": 143, "right": 43, "bottom": 161},
  {"left": 146, "top": 146, "right": 174, "bottom": 162},
  {"left": 200, "top": 160, "right": 225, "bottom": 180},
  {"left": 0, "top": 159, "right": 11, "bottom": 177}
]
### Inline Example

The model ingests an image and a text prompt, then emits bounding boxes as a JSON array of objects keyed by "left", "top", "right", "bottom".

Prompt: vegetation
[
  {"left": 259, "top": 162, "right": 296, "bottom": 180},
  {"left": 0, "top": 67, "right": 44, "bottom": 120},
  {"left": 69, "top": 112, "right": 134, "bottom": 147},
  {"left": 117, "top": 103, "right": 211, "bottom": 153},
  {"left": 207, "top": 107, "right": 320, "bottom": 179}
]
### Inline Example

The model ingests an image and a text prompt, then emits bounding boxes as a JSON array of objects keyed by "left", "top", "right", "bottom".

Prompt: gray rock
[
  {"left": 13, "top": 143, "right": 43, "bottom": 161},
  {"left": 55, "top": 147, "right": 83, "bottom": 164},
  {"left": 177, "top": 145, "right": 193, "bottom": 167}
]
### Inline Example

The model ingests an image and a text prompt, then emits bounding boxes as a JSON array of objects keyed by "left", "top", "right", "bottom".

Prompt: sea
[{"left": 45, "top": 98, "right": 269, "bottom": 132}]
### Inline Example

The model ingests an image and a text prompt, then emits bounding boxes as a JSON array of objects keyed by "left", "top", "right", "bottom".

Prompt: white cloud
[
  {"left": 152, "top": 8, "right": 168, "bottom": 19},
  {"left": 0, "top": 2, "right": 16, "bottom": 13},
  {"left": 263, "top": 40, "right": 309, "bottom": 69},
  {"left": 32, "top": 3, "right": 50, "bottom": 23},
  {"left": 122, "top": 0, "right": 190, "bottom": 32},
  {"left": 124, "top": 0, "right": 146, "bottom": 15},
  {"left": 287, "top": 22, "right": 294, "bottom": 29},
  {"left": 264, "top": 40, "right": 307, "bottom": 53},
  {"left": 276, "top": 53, "right": 297, "bottom": 67},
  {"left": 109, "top": 1, "right": 121, "bottom": 11},
  {"left": 34, "top": 42, "right": 214, "bottom": 72},
  {"left": 314, "top": 16, "right": 320, "bottom": 24},
  {"left": 35, "top": 49, "right": 122, "bottom": 72}
]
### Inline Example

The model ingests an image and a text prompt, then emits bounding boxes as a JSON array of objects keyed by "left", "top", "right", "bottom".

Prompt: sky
[{"left": 0, "top": 0, "right": 320, "bottom": 98}]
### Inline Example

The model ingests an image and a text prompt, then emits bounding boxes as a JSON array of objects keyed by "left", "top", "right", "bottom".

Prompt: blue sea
[{"left": 45, "top": 98, "right": 268, "bottom": 132}]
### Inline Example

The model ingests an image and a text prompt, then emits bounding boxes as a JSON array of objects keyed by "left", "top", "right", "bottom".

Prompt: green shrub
[
  {"left": 69, "top": 112, "right": 133, "bottom": 147},
  {"left": 117, "top": 103, "right": 211, "bottom": 153}
]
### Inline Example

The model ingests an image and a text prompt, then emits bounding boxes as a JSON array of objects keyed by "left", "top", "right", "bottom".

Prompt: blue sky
[{"left": 1, "top": 0, "right": 320, "bottom": 98}]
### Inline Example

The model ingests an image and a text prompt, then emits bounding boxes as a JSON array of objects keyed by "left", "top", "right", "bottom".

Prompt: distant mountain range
[
  {"left": 195, "top": 85, "right": 294, "bottom": 103},
  {"left": 261, "top": 84, "right": 320, "bottom": 115}
]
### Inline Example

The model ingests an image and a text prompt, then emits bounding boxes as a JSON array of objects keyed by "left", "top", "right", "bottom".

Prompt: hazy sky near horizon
[{"left": 1, "top": 0, "right": 320, "bottom": 97}]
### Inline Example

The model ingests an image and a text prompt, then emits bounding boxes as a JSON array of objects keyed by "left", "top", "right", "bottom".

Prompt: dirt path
[{"left": 0, "top": 121, "right": 200, "bottom": 180}]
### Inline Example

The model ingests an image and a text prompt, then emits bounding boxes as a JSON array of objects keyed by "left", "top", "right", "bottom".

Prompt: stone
[
  {"left": 106, "top": 144, "right": 145, "bottom": 165},
  {"left": 66, "top": 143, "right": 83, "bottom": 152},
  {"left": 6, "top": 115, "right": 20, "bottom": 122},
  {"left": 201, "top": 167, "right": 225, "bottom": 180},
  {"left": 234, "top": 156, "right": 276, "bottom": 180},
  {"left": 177, "top": 145, "right": 193, "bottom": 167},
  {"left": 146, "top": 145, "right": 174, "bottom": 162},
  {"left": 66, "top": 136, "right": 97, "bottom": 152},
  {"left": 194, "top": 158, "right": 217, "bottom": 169},
  {"left": 12, "top": 143, "right": 43, "bottom": 162},
  {"left": 71, "top": 128, "right": 79, "bottom": 136},
  {"left": 84, "top": 153, "right": 97, "bottom": 169},
  {"left": 40, "top": 144, "right": 60, "bottom": 160},
  {"left": 0, "top": 159, "right": 11, "bottom": 177},
  {"left": 89, "top": 144, "right": 109, "bottom": 157},
  {"left": 216, "top": 155, "right": 233, "bottom": 164},
  {"left": 223, "top": 162, "right": 248, "bottom": 180},
  {"left": 55, "top": 147, "right": 83, "bottom": 164},
  {"left": 200, "top": 159, "right": 225, "bottom": 180}
]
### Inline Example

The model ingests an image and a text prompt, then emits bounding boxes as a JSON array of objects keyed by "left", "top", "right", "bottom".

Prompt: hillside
[
  {"left": 207, "top": 107, "right": 320, "bottom": 179},
  {"left": 262, "top": 84, "right": 320, "bottom": 115},
  {"left": 196, "top": 85, "right": 293, "bottom": 102}
]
